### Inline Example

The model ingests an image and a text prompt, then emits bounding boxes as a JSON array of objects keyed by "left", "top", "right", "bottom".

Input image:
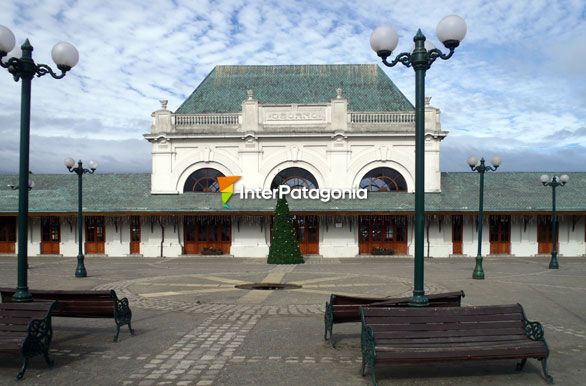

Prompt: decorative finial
[
  {"left": 159, "top": 99, "right": 168, "bottom": 110},
  {"left": 425, "top": 97, "right": 431, "bottom": 106},
  {"left": 336, "top": 87, "right": 343, "bottom": 99},
  {"left": 247, "top": 89, "right": 254, "bottom": 100}
]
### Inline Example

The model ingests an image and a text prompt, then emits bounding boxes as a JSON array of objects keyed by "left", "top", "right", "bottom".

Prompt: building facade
[{"left": 0, "top": 64, "right": 585, "bottom": 258}]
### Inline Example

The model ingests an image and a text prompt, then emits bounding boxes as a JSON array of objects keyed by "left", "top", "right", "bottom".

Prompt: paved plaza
[{"left": 0, "top": 255, "right": 585, "bottom": 385}]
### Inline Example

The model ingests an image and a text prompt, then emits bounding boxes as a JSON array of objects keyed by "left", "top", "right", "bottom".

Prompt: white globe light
[
  {"left": 560, "top": 174, "right": 570, "bottom": 183},
  {"left": 5, "top": 45, "right": 22, "bottom": 62},
  {"left": 467, "top": 156, "right": 479, "bottom": 167},
  {"left": 0, "top": 25, "right": 16, "bottom": 53},
  {"left": 490, "top": 156, "right": 502, "bottom": 167},
  {"left": 540, "top": 174, "right": 550, "bottom": 183},
  {"left": 51, "top": 41, "right": 79, "bottom": 68},
  {"left": 64, "top": 157, "right": 76, "bottom": 168},
  {"left": 370, "top": 25, "right": 399, "bottom": 54},
  {"left": 436, "top": 15, "right": 467, "bottom": 47},
  {"left": 88, "top": 160, "right": 98, "bottom": 170},
  {"left": 28, "top": 179, "right": 35, "bottom": 189}
]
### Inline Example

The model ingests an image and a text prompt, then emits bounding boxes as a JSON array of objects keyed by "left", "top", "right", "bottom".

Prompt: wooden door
[
  {"left": 85, "top": 217, "right": 105, "bottom": 254},
  {"left": 489, "top": 215, "right": 511, "bottom": 254},
  {"left": 537, "top": 217, "right": 557, "bottom": 254},
  {"left": 184, "top": 217, "right": 231, "bottom": 254},
  {"left": 0, "top": 216, "right": 16, "bottom": 254},
  {"left": 129, "top": 216, "right": 141, "bottom": 254},
  {"left": 358, "top": 216, "right": 407, "bottom": 255},
  {"left": 294, "top": 216, "right": 319, "bottom": 255},
  {"left": 452, "top": 215, "right": 463, "bottom": 255},
  {"left": 40, "top": 217, "right": 60, "bottom": 254}
]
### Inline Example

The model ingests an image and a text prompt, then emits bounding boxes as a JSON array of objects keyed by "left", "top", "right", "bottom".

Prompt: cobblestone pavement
[{"left": 0, "top": 255, "right": 585, "bottom": 385}]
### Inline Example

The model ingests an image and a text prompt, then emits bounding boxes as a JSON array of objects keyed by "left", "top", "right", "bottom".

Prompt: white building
[{"left": 1, "top": 65, "right": 585, "bottom": 258}]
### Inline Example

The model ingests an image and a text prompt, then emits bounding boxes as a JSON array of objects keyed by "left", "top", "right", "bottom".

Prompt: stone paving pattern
[{"left": 0, "top": 255, "right": 585, "bottom": 385}]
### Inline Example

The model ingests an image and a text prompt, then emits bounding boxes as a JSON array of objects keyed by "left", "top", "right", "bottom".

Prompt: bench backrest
[
  {"left": 329, "top": 291, "right": 465, "bottom": 324},
  {"left": 331, "top": 290, "right": 464, "bottom": 308},
  {"left": 361, "top": 304, "right": 526, "bottom": 340},
  {"left": 0, "top": 288, "right": 115, "bottom": 318},
  {"left": 371, "top": 291, "right": 465, "bottom": 308}
]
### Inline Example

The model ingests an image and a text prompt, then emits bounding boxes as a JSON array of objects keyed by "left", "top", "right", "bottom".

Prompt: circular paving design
[{"left": 96, "top": 270, "right": 449, "bottom": 311}]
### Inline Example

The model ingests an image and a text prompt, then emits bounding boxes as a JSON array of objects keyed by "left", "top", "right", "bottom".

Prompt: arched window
[
  {"left": 359, "top": 167, "right": 407, "bottom": 192},
  {"left": 270, "top": 167, "right": 319, "bottom": 190},
  {"left": 183, "top": 168, "right": 224, "bottom": 192}
]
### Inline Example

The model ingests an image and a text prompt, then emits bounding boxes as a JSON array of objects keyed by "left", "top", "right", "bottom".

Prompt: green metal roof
[
  {"left": 0, "top": 173, "right": 585, "bottom": 215},
  {"left": 175, "top": 64, "right": 414, "bottom": 114}
]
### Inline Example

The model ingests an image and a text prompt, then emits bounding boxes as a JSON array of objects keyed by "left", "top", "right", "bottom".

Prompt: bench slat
[
  {"left": 0, "top": 302, "right": 56, "bottom": 312},
  {"left": 363, "top": 304, "right": 521, "bottom": 317},
  {"left": 0, "top": 343, "right": 23, "bottom": 353},
  {"left": 376, "top": 344, "right": 547, "bottom": 361},
  {"left": 372, "top": 327, "right": 524, "bottom": 339},
  {"left": 369, "top": 320, "right": 522, "bottom": 332},
  {"left": 376, "top": 334, "right": 528, "bottom": 345},
  {"left": 376, "top": 339, "right": 536, "bottom": 350},
  {"left": 0, "top": 310, "right": 52, "bottom": 319},
  {"left": 366, "top": 312, "right": 523, "bottom": 324},
  {"left": 0, "top": 322, "right": 35, "bottom": 331}
]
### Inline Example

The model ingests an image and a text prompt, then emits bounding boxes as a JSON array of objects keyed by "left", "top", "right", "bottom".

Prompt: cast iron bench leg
[
  {"left": 516, "top": 358, "right": 527, "bottom": 371},
  {"left": 16, "top": 357, "right": 28, "bottom": 380},
  {"left": 324, "top": 301, "right": 333, "bottom": 341},
  {"left": 113, "top": 325, "right": 121, "bottom": 343},
  {"left": 541, "top": 358, "right": 554, "bottom": 384},
  {"left": 43, "top": 350, "right": 54, "bottom": 367}
]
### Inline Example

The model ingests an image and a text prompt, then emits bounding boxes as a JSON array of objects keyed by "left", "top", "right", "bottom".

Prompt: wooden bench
[
  {"left": 324, "top": 290, "right": 464, "bottom": 344},
  {"left": 0, "top": 301, "right": 57, "bottom": 380},
  {"left": 360, "top": 304, "right": 553, "bottom": 385},
  {"left": 1, "top": 288, "right": 134, "bottom": 342}
]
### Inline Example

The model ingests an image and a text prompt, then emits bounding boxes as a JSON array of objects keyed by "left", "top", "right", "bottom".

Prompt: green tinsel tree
[{"left": 267, "top": 196, "right": 304, "bottom": 264}]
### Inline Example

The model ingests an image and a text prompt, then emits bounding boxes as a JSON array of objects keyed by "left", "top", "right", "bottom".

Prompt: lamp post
[
  {"left": 1, "top": 25, "right": 79, "bottom": 302},
  {"left": 65, "top": 158, "right": 97, "bottom": 278},
  {"left": 540, "top": 174, "right": 569, "bottom": 269},
  {"left": 467, "top": 156, "right": 501, "bottom": 279},
  {"left": 370, "top": 15, "right": 466, "bottom": 306}
]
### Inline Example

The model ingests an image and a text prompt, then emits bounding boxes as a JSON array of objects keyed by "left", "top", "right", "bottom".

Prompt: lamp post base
[
  {"left": 409, "top": 292, "right": 429, "bottom": 307},
  {"left": 75, "top": 255, "right": 87, "bottom": 277},
  {"left": 549, "top": 253, "right": 559, "bottom": 269},
  {"left": 12, "top": 287, "right": 33, "bottom": 302},
  {"left": 472, "top": 255, "right": 485, "bottom": 280}
]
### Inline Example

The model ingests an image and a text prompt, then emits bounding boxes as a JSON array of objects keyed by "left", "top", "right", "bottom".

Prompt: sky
[{"left": 0, "top": 0, "right": 585, "bottom": 174}]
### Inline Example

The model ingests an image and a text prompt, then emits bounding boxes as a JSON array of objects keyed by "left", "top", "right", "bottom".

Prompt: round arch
[
  {"left": 359, "top": 167, "right": 407, "bottom": 192},
  {"left": 351, "top": 161, "right": 414, "bottom": 192},
  {"left": 263, "top": 161, "right": 326, "bottom": 191},
  {"left": 176, "top": 161, "right": 236, "bottom": 193},
  {"left": 183, "top": 168, "right": 225, "bottom": 192},
  {"left": 270, "top": 167, "right": 319, "bottom": 189}
]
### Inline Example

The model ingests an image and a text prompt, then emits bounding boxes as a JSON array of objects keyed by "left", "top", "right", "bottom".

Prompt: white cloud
[{"left": 0, "top": 0, "right": 584, "bottom": 174}]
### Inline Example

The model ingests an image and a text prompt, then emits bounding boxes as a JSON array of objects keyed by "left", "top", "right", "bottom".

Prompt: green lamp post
[
  {"left": 65, "top": 158, "right": 97, "bottom": 277},
  {"left": 0, "top": 25, "right": 79, "bottom": 302},
  {"left": 370, "top": 15, "right": 467, "bottom": 306},
  {"left": 540, "top": 174, "right": 569, "bottom": 269},
  {"left": 467, "top": 156, "right": 501, "bottom": 280}
]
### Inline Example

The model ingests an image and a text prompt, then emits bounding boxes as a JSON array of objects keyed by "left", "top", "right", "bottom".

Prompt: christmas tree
[{"left": 267, "top": 196, "right": 304, "bottom": 264}]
